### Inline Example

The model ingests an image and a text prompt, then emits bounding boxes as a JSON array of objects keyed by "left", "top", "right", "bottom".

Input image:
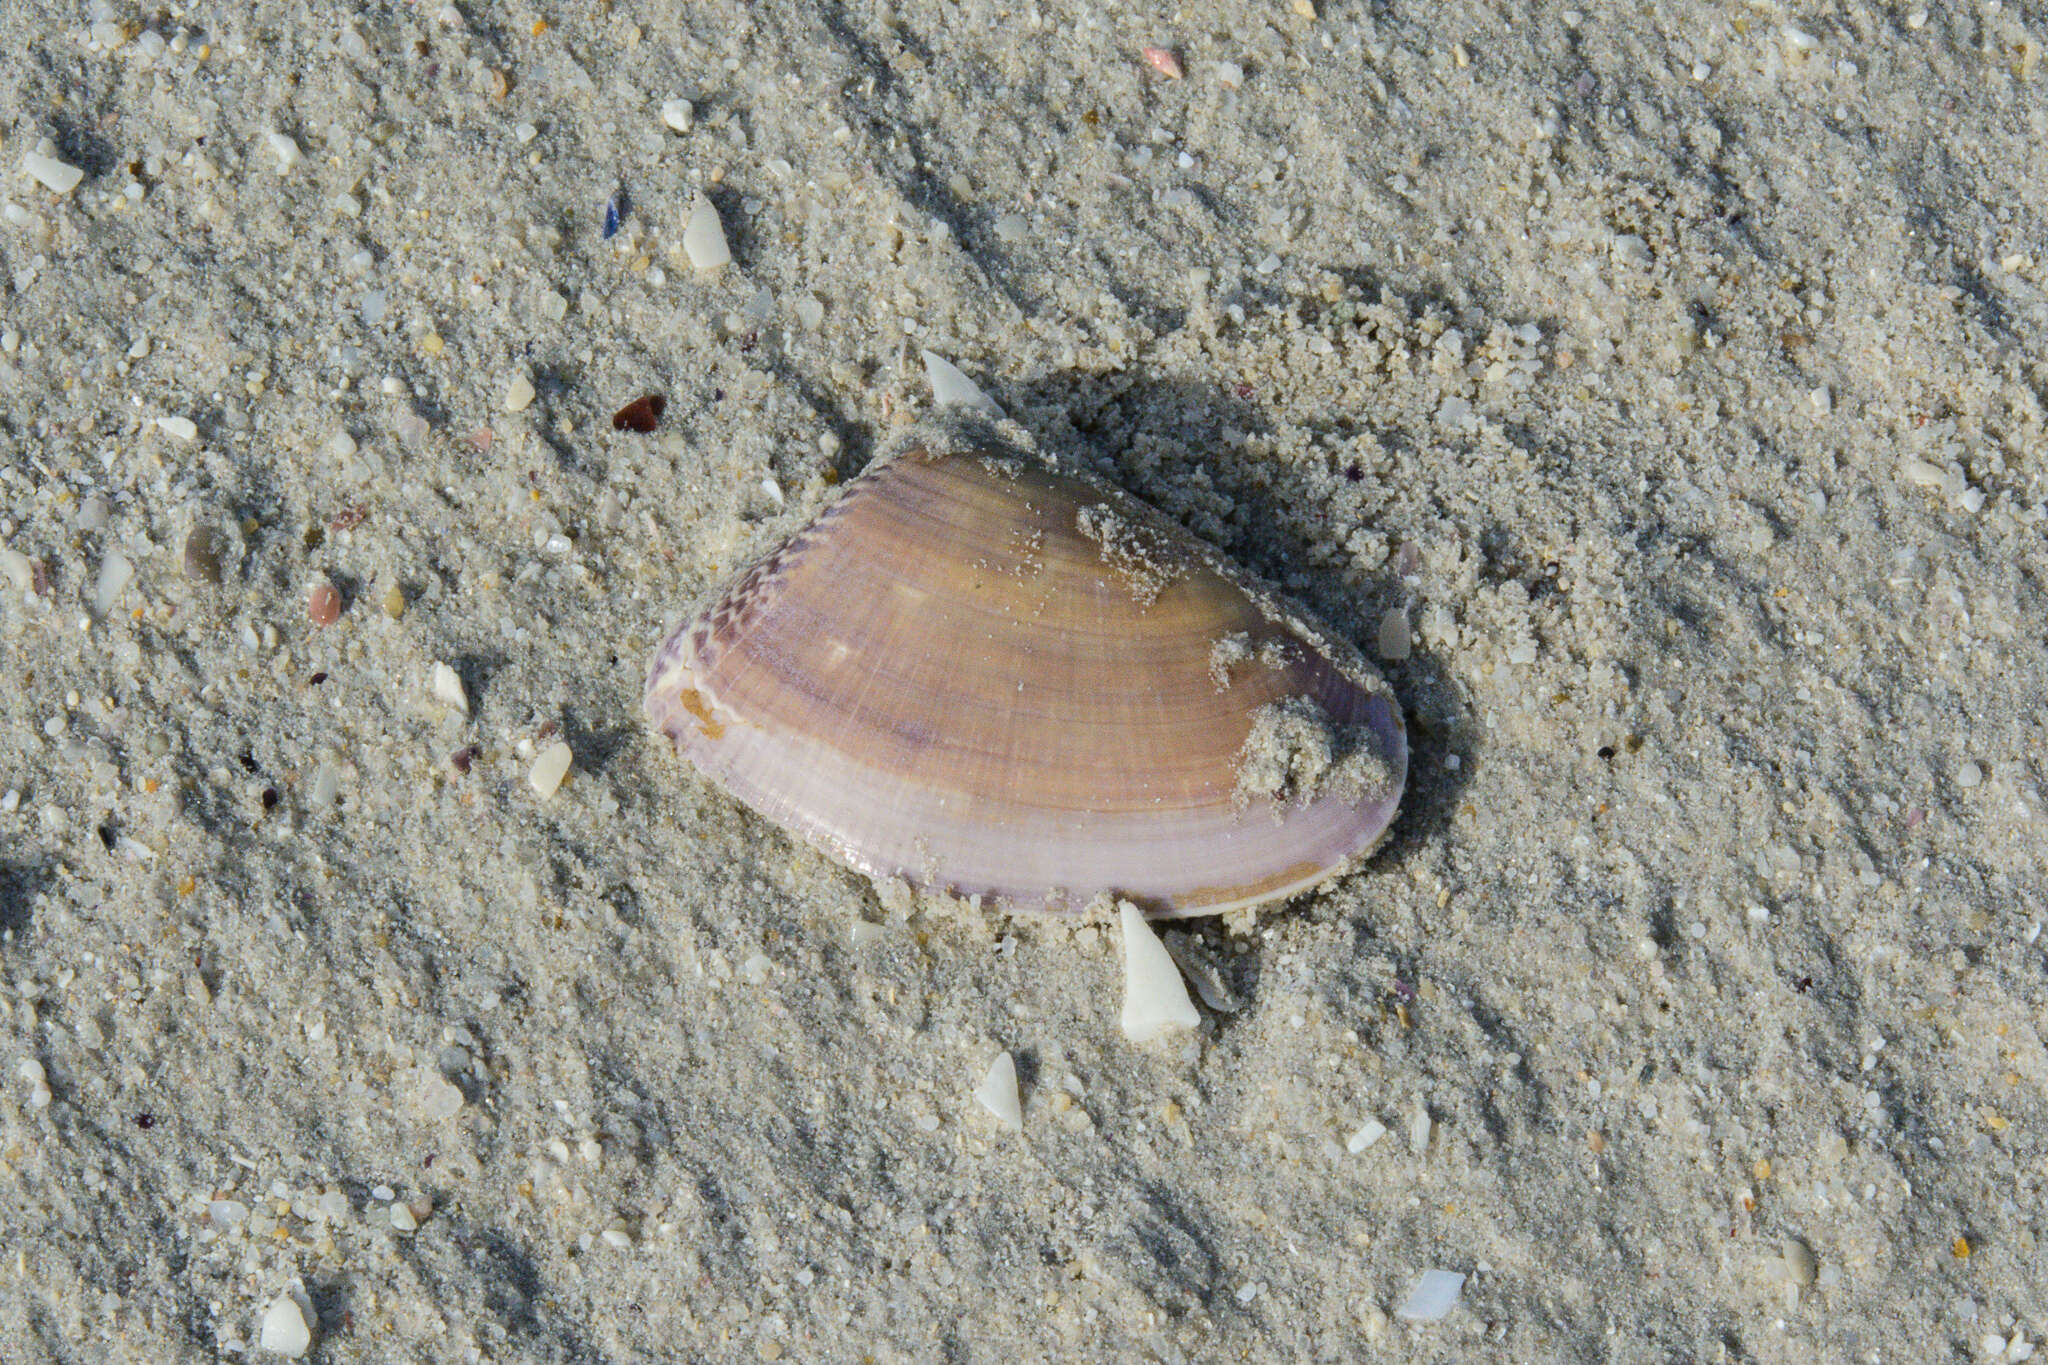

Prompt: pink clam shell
[{"left": 646, "top": 432, "right": 1405, "bottom": 918}]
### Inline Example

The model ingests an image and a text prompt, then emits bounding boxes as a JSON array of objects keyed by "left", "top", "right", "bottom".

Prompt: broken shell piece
[
  {"left": 529, "top": 740, "right": 572, "bottom": 798},
  {"left": 973, "top": 1052, "right": 1023, "bottom": 1131},
  {"left": 921, "top": 350, "right": 1003, "bottom": 418},
  {"left": 683, "top": 195, "right": 731, "bottom": 271},
  {"left": 644, "top": 415, "right": 1406, "bottom": 918},
  {"left": 258, "top": 1293, "right": 314, "bottom": 1357},
  {"left": 430, "top": 662, "right": 469, "bottom": 715},
  {"left": 1119, "top": 901, "right": 1201, "bottom": 1042},
  {"left": 22, "top": 150, "right": 85, "bottom": 195}
]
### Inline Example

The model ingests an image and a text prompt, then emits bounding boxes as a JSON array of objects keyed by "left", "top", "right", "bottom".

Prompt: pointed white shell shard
[
  {"left": 921, "top": 350, "right": 1003, "bottom": 418},
  {"left": 430, "top": 661, "right": 469, "bottom": 714},
  {"left": 529, "top": 741, "right": 572, "bottom": 798},
  {"left": 645, "top": 424, "right": 1406, "bottom": 918},
  {"left": 1119, "top": 901, "right": 1201, "bottom": 1042},
  {"left": 683, "top": 196, "right": 731, "bottom": 271},
  {"left": 973, "top": 1052, "right": 1023, "bottom": 1131}
]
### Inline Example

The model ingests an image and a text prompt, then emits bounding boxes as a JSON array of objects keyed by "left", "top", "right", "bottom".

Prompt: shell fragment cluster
[{"left": 645, "top": 414, "right": 1405, "bottom": 919}]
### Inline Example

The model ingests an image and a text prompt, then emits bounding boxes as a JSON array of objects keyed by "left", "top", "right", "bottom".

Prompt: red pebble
[{"left": 612, "top": 393, "right": 666, "bottom": 432}]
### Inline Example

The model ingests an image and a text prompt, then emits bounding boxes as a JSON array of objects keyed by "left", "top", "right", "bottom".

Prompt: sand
[{"left": 2, "top": 1, "right": 2044, "bottom": 1360}]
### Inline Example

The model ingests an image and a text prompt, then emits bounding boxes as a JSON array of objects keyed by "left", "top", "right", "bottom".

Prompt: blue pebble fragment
[{"left": 603, "top": 188, "right": 628, "bottom": 240}]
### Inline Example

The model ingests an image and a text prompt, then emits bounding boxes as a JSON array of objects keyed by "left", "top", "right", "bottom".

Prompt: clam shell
[{"left": 645, "top": 423, "right": 1405, "bottom": 918}]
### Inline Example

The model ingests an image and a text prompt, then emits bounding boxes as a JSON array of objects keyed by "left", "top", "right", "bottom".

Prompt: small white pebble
[
  {"left": 390, "top": 1202, "right": 418, "bottom": 1232},
  {"left": 529, "top": 741, "right": 573, "bottom": 799},
  {"left": 504, "top": 374, "right": 536, "bottom": 412},
  {"left": 1409, "top": 1097, "right": 1432, "bottom": 1153},
  {"left": 155, "top": 415, "right": 198, "bottom": 442},
  {"left": 258, "top": 1296, "right": 313, "bottom": 1358},
  {"left": 1234, "top": 1282, "right": 1263, "bottom": 1305},
  {"left": 94, "top": 551, "right": 135, "bottom": 619},
  {"left": 515, "top": 122, "right": 538, "bottom": 144},
  {"left": 1957, "top": 761, "right": 1984, "bottom": 789},
  {"left": 22, "top": 151, "right": 85, "bottom": 195},
  {"left": 661, "top": 98, "right": 694, "bottom": 133},
  {"left": 600, "top": 1224, "right": 633, "bottom": 1249},
  {"left": 683, "top": 195, "right": 731, "bottom": 271},
  {"left": 266, "top": 132, "right": 303, "bottom": 172},
  {"left": 1346, "top": 1119, "right": 1387, "bottom": 1153},
  {"left": 1899, "top": 458, "right": 1945, "bottom": 488}
]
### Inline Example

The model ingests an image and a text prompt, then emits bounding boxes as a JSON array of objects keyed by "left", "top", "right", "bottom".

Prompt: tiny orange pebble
[
  {"left": 1953, "top": 1235, "right": 1971, "bottom": 1259},
  {"left": 143, "top": 778, "right": 159, "bottom": 794},
  {"left": 531, "top": 19, "right": 548, "bottom": 35},
  {"left": 1754, "top": 1158, "right": 1772, "bottom": 1180},
  {"left": 177, "top": 876, "right": 196, "bottom": 896}
]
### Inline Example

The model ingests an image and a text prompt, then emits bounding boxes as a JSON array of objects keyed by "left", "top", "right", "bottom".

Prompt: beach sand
[{"left": 1, "top": 1, "right": 2044, "bottom": 1359}]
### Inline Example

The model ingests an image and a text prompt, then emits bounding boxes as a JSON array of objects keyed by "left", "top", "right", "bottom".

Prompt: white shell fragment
[
  {"left": 155, "top": 415, "right": 199, "bottom": 442},
  {"left": 1346, "top": 1119, "right": 1387, "bottom": 1153},
  {"left": 258, "top": 1293, "right": 313, "bottom": 1357},
  {"left": 683, "top": 195, "right": 731, "bottom": 271},
  {"left": 22, "top": 150, "right": 85, "bottom": 195},
  {"left": 973, "top": 1052, "right": 1023, "bottom": 1131},
  {"left": 1395, "top": 1269, "right": 1466, "bottom": 1322},
  {"left": 529, "top": 740, "right": 572, "bottom": 798},
  {"left": 1119, "top": 901, "right": 1201, "bottom": 1042},
  {"left": 661, "top": 98, "right": 695, "bottom": 132},
  {"left": 94, "top": 550, "right": 135, "bottom": 618},
  {"left": 644, "top": 415, "right": 1407, "bottom": 919},
  {"left": 430, "top": 662, "right": 469, "bottom": 714},
  {"left": 921, "top": 350, "right": 1003, "bottom": 419}
]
